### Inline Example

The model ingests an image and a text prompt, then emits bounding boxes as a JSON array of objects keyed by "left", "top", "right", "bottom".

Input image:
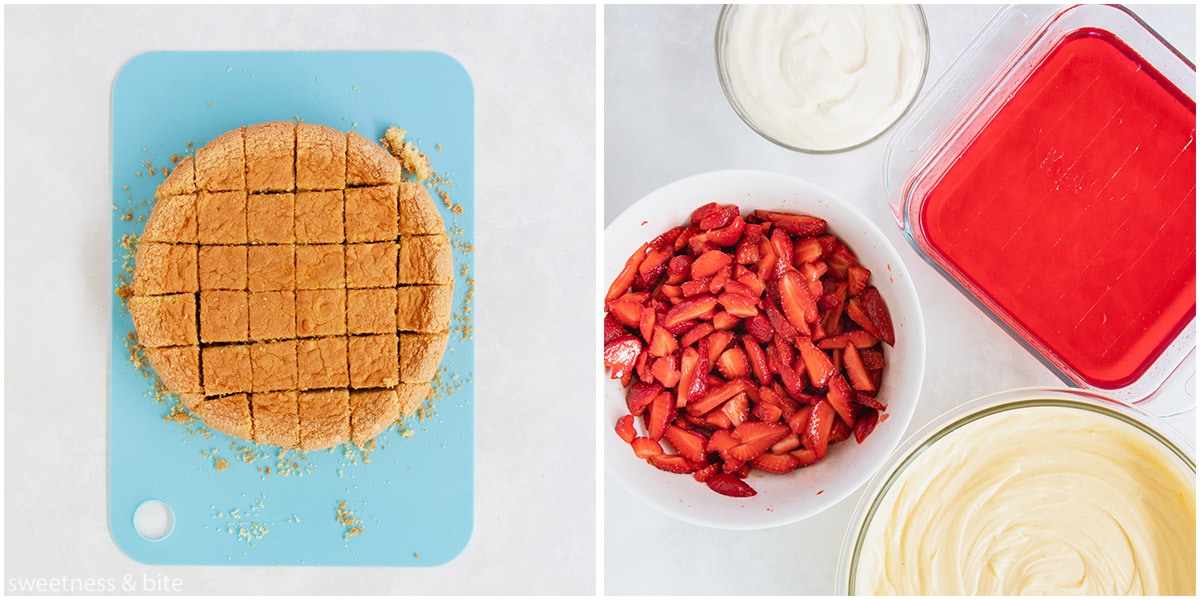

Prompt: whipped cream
[
  {"left": 854, "top": 405, "right": 1196, "bottom": 595},
  {"left": 722, "top": 4, "right": 926, "bottom": 151}
]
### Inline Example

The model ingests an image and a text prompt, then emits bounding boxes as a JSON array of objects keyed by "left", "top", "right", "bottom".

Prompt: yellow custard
[{"left": 854, "top": 405, "right": 1196, "bottom": 595}]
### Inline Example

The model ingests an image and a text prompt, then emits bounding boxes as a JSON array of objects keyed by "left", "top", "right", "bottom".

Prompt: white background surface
[
  {"left": 4, "top": 4, "right": 595, "bottom": 595},
  {"left": 604, "top": 3, "right": 1197, "bottom": 595}
]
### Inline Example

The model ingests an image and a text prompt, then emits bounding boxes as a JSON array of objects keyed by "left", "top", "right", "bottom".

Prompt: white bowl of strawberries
[{"left": 603, "top": 169, "right": 925, "bottom": 529}]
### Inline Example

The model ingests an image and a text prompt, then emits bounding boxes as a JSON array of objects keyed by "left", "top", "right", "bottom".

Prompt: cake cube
[
  {"left": 247, "top": 192, "right": 295, "bottom": 244},
  {"left": 400, "top": 331, "right": 450, "bottom": 383},
  {"left": 197, "top": 190, "right": 248, "bottom": 244},
  {"left": 398, "top": 234, "right": 453, "bottom": 284},
  {"left": 198, "top": 244, "right": 247, "bottom": 290},
  {"left": 250, "top": 340, "right": 297, "bottom": 393},
  {"left": 199, "top": 290, "right": 248, "bottom": 343},
  {"left": 247, "top": 245, "right": 295, "bottom": 292},
  {"left": 245, "top": 121, "right": 295, "bottom": 192},
  {"left": 157, "top": 155, "right": 196, "bottom": 199},
  {"left": 347, "top": 288, "right": 397, "bottom": 335},
  {"left": 345, "top": 185, "right": 399, "bottom": 242},
  {"left": 397, "top": 285, "right": 453, "bottom": 332},
  {"left": 396, "top": 382, "right": 431, "bottom": 417},
  {"left": 397, "top": 182, "right": 445, "bottom": 235},
  {"left": 296, "top": 289, "right": 346, "bottom": 337},
  {"left": 133, "top": 243, "right": 198, "bottom": 295},
  {"left": 142, "top": 193, "right": 198, "bottom": 243},
  {"left": 249, "top": 290, "right": 296, "bottom": 340},
  {"left": 128, "top": 294, "right": 197, "bottom": 347},
  {"left": 298, "top": 336, "right": 349, "bottom": 389},
  {"left": 296, "top": 244, "right": 345, "bottom": 290},
  {"left": 251, "top": 391, "right": 299, "bottom": 448},
  {"left": 195, "top": 127, "right": 245, "bottom": 191},
  {"left": 350, "top": 388, "right": 399, "bottom": 443},
  {"left": 298, "top": 389, "right": 350, "bottom": 451},
  {"left": 345, "top": 242, "right": 397, "bottom": 289},
  {"left": 294, "top": 190, "right": 344, "bottom": 244},
  {"left": 296, "top": 123, "right": 346, "bottom": 191},
  {"left": 144, "top": 345, "right": 202, "bottom": 394},
  {"left": 197, "top": 393, "right": 252, "bottom": 440},
  {"left": 346, "top": 130, "right": 402, "bottom": 186},
  {"left": 347, "top": 333, "right": 399, "bottom": 389},
  {"left": 202, "top": 344, "right": 252, "bottom": 396}
]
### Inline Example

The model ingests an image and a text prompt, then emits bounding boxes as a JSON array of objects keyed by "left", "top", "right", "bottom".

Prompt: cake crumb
[
  {"left": 336, "top": 500, "right": 365, "bottom": 541},
  {"left": 380, "top": 126, "right": 432, "bottom": 182},
  {"left": 214, "top": 457, "right": 229, "bottom": 471}
]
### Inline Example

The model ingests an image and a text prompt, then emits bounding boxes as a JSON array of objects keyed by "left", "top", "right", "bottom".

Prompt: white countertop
[
  {"left": 4, "top": 4, "right": 595, "bottom": 595},
  {"left": 603, "top": 4, "right": 1197, "bottom": 595}
]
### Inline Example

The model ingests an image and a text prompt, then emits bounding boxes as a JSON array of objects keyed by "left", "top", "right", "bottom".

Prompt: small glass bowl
[
  {"left": 836, "top": 387, "right": 1196, "bottom": 595},
  {"left": 714, "top": 4, "right": 930, "bottom": 154}
]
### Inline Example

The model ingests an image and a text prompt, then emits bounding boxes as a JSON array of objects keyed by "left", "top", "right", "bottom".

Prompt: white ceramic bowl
[{"left": 604, "top": 169, "right": 926, "bottom": 529}]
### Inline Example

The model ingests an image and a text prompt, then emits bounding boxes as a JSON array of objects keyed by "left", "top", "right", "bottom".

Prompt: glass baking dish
[{"left": 884, "top": 4, "right": 1196, "bottom": 407}]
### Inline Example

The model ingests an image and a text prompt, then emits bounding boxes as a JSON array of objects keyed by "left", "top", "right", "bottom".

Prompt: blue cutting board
[{"left": 109, "top": 51, "right": 475, "bottom": 566}]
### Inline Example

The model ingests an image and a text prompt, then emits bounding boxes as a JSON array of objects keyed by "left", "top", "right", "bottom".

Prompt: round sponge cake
[{"left": 129, "top": 121, "right": 453, "bottom": 450}]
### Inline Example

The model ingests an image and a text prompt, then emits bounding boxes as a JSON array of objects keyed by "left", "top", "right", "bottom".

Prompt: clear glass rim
[
  {"left": 836, "top": 387, "right": 1197, "bottom": 595},
  {"left": 714, "top": 4, "right": 931, "bottom": 154}
]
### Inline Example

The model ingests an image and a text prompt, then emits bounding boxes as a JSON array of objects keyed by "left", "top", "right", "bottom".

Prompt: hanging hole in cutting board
[{"left": 133, "top": 499, "right": 175, "bottom": 541}]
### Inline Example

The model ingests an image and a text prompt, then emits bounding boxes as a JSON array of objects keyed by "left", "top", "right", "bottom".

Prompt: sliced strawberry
[
  {"left": 816, "top": 329, "right": 879, "bottom": 349},
  {"left": 742, "top": 337, "right": 772, "bottom": 385},
  {"left": 626, "top": 380, "right": 662, "bottom": 416},
  {"left": 752, "top": 210, "right": 828, "bottom": 237},
  {"left": 711, "top": 310, "right": 741, "bottom": 331},
  {"left": 606, "top": 298, "right": 643, "bottom": 328},
  {"left": 789, "top": 448, "right": 820, "bottom": 468},
  {"left": 693, "top": 462, "right": 721, "bottom": 483},
  {"left": 826, "top": 242, "right": 858, "bottom": 278},
  {"left": 752, "top": 401, "right": 783, "bottom": 424},
  {"left": 690, "top": 202, "right": 722, "bottom": 224},
  {"left": 666, "top": 254, "right": 693, "bottom": 285},
  {"left": 631, "top": 436, "right": 663, "bottom": 458},
  {"left": 708, "top": 265, "right": 733, "bottom": 294},
  {"left": 607, "top": 242, "right": 648, "bottom": 302},
  {"left": 842, "top": 343, "right": 876, "bottom": 392},
  {"left": 847, "top": 265, "right": 871, "bottom": 296},
  {"left": 638, "top": 247, "right": 671, "bottom": 286},
  {"left": 664, "top": 424, "right": 708, "bottom": 463},
  {"left": 603, "top": 313, "right": 626, "bottom": 344},
  {"left": 651, "top": 354, "right": 681, "bottom": 388},
  {"left": 826, "top": 372, "right": 857, "bottom": 427},
  {"left": 793, "top": 237, "right": 823, "bottom": 264},
  {"left": 708, "top": 215, "right": 745, "bottom": 246},
  {"left": 718, "top": 291, "right": 759, "bottom": 318},
  {"left": 778, "top": 269, "right": 818, "bottom": 330},
  {"left": 720, "top": 392, "right": 751, "bottom": 428},
  {"left": 736, "top": 270, "right": 766, "bottom": 297},
  {"left": 716, "top": 346, "right": 750, "bottom": 380},
  {"left": 691, "top": 250, "right": 733, "bottom": 280},
  {"left": 674, "top": 224, "right": 700, "bottom": 252},
  {"left": 805, "top": 399, "right": 836, "bottom": 460},
  {"left": 751, "top": 451, "right": 801, "bottom": 474},
  {"left": 830, "top": 416, "right": 852, "bottom": 443},
  {"left": 604, "top": 335, "right": 642, "bottom": 382},
  {"left": 681, "top": 278, "right": 712, "bottom": 297},
  {"left": 764, "top": 301, "right": 802, "bottom": 341},
  {"left": 859, "top": 347, "right": 886, "bottom": 370},
  {"left": 796, "top": 337, "right": 834, "bottom": 388},
  {"left": 648, "top": 225, "right": 684, "bottom": 250},
  {"left": 703, "top": 330, "right": 736, "bottom": 366},
  {"left": 635, "top": 349, "right": 654, "bottom": 385},
  {"left": 728, "top": 421, "right": 790, "bottom": 461},
  {"left": 680, "top": 322, "right": 714, "bottom": 348},
  {"left": 787, "top": 404, "right": 813, "bottom": 435},
  {"left": 698, "top": 204, "right": 738, "bottom": 231},
  {"left": 706, "top": 472, "right": 757, "bottom": 497},
  {"left": 615, "top": 414, "right": 637, "bottom": 444},
  {"left": 663, "top": 294, "right": 717, "bottom": 328},
  {"left": 648, "top": 453, "right": 698, "bottom": 474},
  {"left": 707, "top": 429, "right": 739, "bottom": 455},
  {"left": 687, "top": 377, "right": 750, "bottom": 416},
  {"left": 776, "top": 361, "right": 807, "bottom": 400},
  {"left": 769, "top": 432, "right": 802, "bottom": 454},
  {"left": 645, "top": 391, "right": 675, "bottom": 441},
  {"left": 735, "top": 237, "right": 760, "bottom": 265},
  {"left": 704, "top": 409, "right": 734, "bottom": 430},
  {"left": 770, "top": 228, "right": 794, "bottom": 270},
  {"left": 744, "top": 313, "right": 774, "bottom": 344},
  {"left": 853, "top": 391, "right": 886, "bottom": 411},
  {"left": 648, "top": 325, "right": 678, "bottom": 357},
  {"left": 854, "top": 408, "right": 880, "bottom": 444},
  {"left": 755, "top": 235, "right": 778, "bottom": 282},
  {"left": 676, "top": 347, "right": 700, "bottom": 408},
  {"left": 858, "top": 287, "right": 896, "bottom": 346}
]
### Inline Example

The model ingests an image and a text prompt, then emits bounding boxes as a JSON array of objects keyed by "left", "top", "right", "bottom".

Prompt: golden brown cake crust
[{"left": 132, "top": 122, "right": 454, "bottom": 450}]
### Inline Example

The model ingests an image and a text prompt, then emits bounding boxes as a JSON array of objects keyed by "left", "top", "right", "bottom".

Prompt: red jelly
[{"left": 915, "top": 27, "right": 1196, "bottom": 390}]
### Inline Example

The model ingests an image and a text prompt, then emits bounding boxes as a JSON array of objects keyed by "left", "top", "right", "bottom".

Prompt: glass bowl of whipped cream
[
  {"left": 837, "top": 388, "right": 1197, "bottom": 595},
  {"left": 715, "top": 4, "right": 929, "bottom": 153}
]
